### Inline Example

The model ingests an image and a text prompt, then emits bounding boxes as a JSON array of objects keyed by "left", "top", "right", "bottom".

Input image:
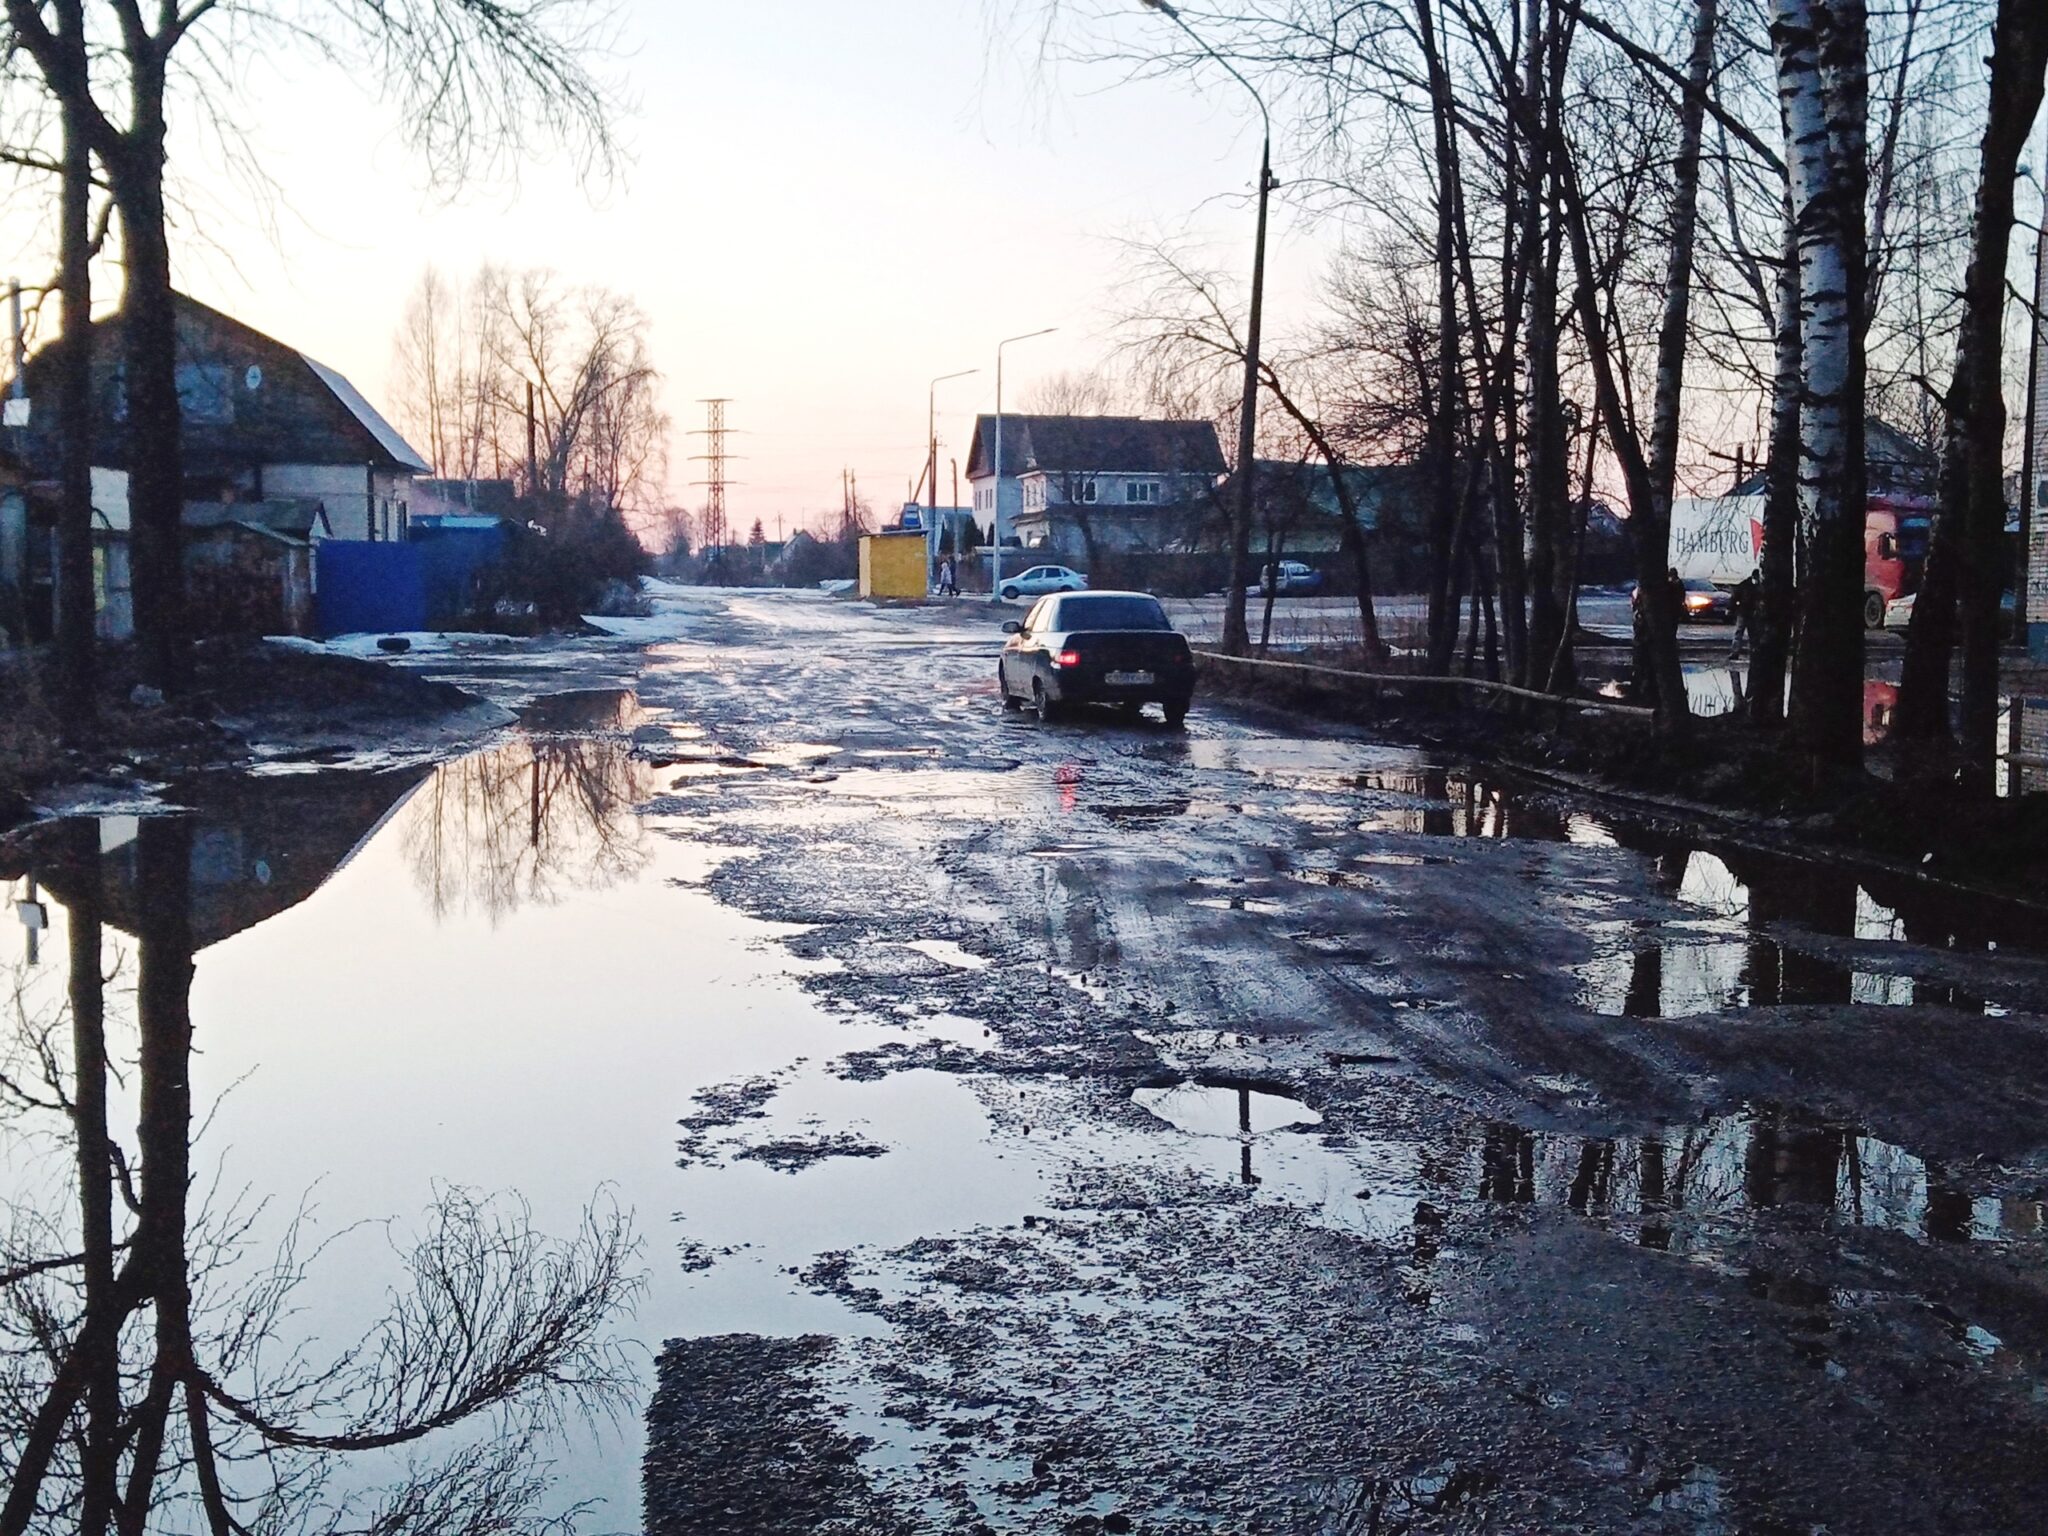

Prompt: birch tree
[{"left": 1773, "top": 0, "right": 1871, "bottom": 769}]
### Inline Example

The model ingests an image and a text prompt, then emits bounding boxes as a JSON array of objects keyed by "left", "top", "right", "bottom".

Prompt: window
[
  {"left": 175, "top": 363, "right": 234, "bottom": 424},
  {"left": 1057, "top": 593, "right": 1170, "bottom": 631},
  {"left": 1126, "top": 480, "right": 1161, "bottom": 504},
  {"left": 1078, "top": 477, "right": 1098, "bottom": 504}
]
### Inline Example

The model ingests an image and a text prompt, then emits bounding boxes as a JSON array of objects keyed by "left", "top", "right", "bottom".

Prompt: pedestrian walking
[
  {"left": 1728, "top": 571, "right": 1758, "bottom": 659},
  {"left": 938, "top": 555, "right": 958, "bottom": 598}
]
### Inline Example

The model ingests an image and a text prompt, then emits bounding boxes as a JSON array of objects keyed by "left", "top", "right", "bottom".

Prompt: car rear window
[{"left": 1054, "top": 594, "right": 1171, "bottom": 631}]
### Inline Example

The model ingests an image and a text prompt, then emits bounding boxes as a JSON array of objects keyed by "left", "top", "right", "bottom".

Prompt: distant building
[
  {"left": 964, "top": 415, "right": 1225, "bottom": 561},
  {"left": 1225, "top": 459, "right": 1426, "bottom": 554},
  {"left": 414, "top": 477, "right": 521, "bottom": 522}
]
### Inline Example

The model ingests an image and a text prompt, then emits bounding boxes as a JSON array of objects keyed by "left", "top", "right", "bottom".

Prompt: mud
[
  {"left": 591, "top": 591, "right": 2048, "bottom": 1533},
  {"left": 12, "top": 587, "right": 2045, "bottom": 1533}
]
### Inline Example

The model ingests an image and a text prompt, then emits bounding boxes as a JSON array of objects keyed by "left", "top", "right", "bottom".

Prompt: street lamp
[
  {"left": 1140, "top": 0, "right": 1274, "bottom": 655},
  {"left": 989, "top": 327, "right": 1058, "bottom": 600},
  {"left": 929, "top": 368, "right": 978, "bottom": 571}
]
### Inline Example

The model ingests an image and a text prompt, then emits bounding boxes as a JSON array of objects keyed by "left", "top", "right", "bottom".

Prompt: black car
[{"left": 998, "top": 590, "right": 1195, "bottom": 725}]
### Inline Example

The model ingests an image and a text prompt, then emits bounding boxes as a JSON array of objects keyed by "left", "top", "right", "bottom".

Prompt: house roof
[
  {"left": 301, "top": 355, "right": 432, "bottom": 473},
  {"left": 1229, "top": 459, "right": 1423, "bottom": 529},
  {"left": 183, "top": 498, "right": 331, "bottom": 543},
  {"left": 966, "top": 415, "right": 1226, "bottom": 480},
  {"left": 1727, "top": 416, "right": 1938, "bottom": 497},
  {"left": 12, "top": 291, "right": 432, "bottom": 477}
]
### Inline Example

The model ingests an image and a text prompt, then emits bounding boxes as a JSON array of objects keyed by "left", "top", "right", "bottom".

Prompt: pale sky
[{"left": 2, "top": 1, "right": 1334, "bottom": 532}]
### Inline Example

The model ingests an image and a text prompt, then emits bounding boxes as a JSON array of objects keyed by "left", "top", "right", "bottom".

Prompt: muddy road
[
  {"left": 585, "top": 588, "right": 2048, "bottom": 1534},
  {"left": 10, "top": 585, "right": 2048, "bottom": 1534}
]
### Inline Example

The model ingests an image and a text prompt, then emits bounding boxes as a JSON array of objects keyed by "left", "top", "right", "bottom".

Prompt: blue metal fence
[{"left": 314, "top": 525, "right": 512, "bottom": 637}]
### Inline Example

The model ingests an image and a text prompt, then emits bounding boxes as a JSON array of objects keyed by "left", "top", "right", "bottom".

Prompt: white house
[{"left": 963, "top": 415, "right": 1225, "bottom": 561}]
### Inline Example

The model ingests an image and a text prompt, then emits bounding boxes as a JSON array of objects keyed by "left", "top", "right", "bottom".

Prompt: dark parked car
[{"left": 998, "top": 590, "right": 1195, "bottom": 726}]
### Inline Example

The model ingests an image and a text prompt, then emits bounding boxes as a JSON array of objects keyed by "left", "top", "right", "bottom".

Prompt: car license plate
[{"left": 1105, "top": 670, "right": 1154, "bottom": 686}]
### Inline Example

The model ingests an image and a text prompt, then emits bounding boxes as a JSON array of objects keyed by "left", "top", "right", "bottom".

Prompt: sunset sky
[{"left": 0, "top": 1, "right": 1335, "bottom": 532}]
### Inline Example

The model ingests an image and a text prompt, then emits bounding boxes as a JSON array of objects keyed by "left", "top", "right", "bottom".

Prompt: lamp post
[
  {"left": 989, "top": 327, "right": 1058, "bottom": 601},
  {"left": 929, "top": 368, "right": 978, "bottom": 576},
  {"left": 1140, "top": 0, "right": 1273, "bottom": 655}
]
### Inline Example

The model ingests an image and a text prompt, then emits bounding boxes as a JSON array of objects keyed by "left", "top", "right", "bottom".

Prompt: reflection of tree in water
[
  {"left": 0, "top": 818, "right": 641, "bottom": 1533},
  {"left": 403, "top": 704, "right": 652, "bottom": 924},
  {"left": 1474, "top": 1109, "right": 2015, "bottom": 1248}
]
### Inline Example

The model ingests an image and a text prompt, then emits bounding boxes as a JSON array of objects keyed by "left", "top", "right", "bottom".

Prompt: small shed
[
  {"left": 858, "top": 530, "right": 928, "bottom": 600},
  {"left": 183, "top": 500, "right": 330, "bottom": 637}
]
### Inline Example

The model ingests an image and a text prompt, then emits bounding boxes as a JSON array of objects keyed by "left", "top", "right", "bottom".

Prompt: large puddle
[{"left": 6, "top": 683, "right": 2048, "bottom": 1528}]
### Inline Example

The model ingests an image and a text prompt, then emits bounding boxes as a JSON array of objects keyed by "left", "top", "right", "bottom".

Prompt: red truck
[
  {"left": 1862, "top": 498, "right": 1933, "bottom": 628},
  {"left": 1669, "top": 493, "right": 1931, "bottom": 628}
]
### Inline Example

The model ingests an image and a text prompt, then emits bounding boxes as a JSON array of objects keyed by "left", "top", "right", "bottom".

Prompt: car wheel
[
  {"left": 1032, "top": 680, "right": 1063, "bottom": 723},
  {"left": 1001, "top": 585, "right": 1019, "bottom": 601},
  {"left": 1863, "top": 591, "right": 1886, "bottom": 629},
  {"left": 1164, "top": 700, "right": 1189, "bottom": 729}
]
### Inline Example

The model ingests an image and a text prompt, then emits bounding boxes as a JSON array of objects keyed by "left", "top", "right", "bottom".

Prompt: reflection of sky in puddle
[
  {"left": 0, "top": 705, "right": 961, "bottom": 1525},
  {"left": 1134, "top": 1081, "right": 1321, "bottom": 1136},
  {"left": 899, "top": 938, "right": 991, "bottom": 971}
]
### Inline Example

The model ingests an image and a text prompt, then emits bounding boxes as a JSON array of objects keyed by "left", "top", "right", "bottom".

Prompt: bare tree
[
  {"left": 1771, "top": 0, "right": 1873, "bottom": 771},
  {"left": 396, "top": 266, "right": 671, "bottom": 524},
  {"left": 1, "top": 0, "right": 619, "bottom": 694},
  {"left": 1022, "top": 368, "right": 1129, "bottom": 416},
  {"left": 1116, "top": 239, "right": 1388, "bottom": 655},
  {"left": 0, "top": 813, "right": 643, "bottom": 1533},
  {"left": 1893, "top": 0, "right": 2048, "bottom": 786}
]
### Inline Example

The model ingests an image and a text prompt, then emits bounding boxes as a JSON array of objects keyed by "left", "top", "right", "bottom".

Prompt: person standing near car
[{"left": 1728, "top": 570, "right": 1758, "bottom": 659}]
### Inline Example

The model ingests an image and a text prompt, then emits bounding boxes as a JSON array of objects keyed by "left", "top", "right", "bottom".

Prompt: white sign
[{"left": 3, "top": 397, "right": 29, "bottom": 427}]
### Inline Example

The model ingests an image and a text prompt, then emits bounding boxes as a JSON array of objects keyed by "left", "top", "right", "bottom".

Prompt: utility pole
[
  {"left": 1142, "top": 0, "right": 1275, "bottom": 655},
  {"left": 525, "top": 380, "right": 538, "bottom": 497},
  {"left": 928, "top": 368, "right": 977, "bottom": 578}
]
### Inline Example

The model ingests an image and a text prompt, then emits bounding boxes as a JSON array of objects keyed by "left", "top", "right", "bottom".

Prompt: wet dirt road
[
  {"left": 11, "top": 585, "right": 2048, "bottom": 1534},
  {"left": 576, "top": 588, "right": 2048, "bottom": 1534}
]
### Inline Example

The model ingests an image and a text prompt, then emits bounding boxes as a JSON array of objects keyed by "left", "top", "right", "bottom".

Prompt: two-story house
[
  {"left": 964, "top": 415, "right": 1225, "bottom": 562},
  {"left": 13, "top": 292, "right": 430, "bottom": 544},
  {"left": 4, "top": 293, "right": 432, "bottom": 639}
]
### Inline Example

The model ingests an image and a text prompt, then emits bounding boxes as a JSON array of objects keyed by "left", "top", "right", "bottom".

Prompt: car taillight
[{"left": 1056, "top": 649, "right": 1082, "bottom": 668}]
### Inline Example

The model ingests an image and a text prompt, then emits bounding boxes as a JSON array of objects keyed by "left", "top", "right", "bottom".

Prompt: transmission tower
[{"left": 689, "top": 399, "right": 737, "bottom": 552}]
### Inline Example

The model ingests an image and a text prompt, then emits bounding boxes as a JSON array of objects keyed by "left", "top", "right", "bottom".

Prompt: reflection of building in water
[
  {"left": 2, "top": 768, "right": 432, "bottom": 951},
  {"left": 401, "top": 690, "right": 652, "bottom": 923}
]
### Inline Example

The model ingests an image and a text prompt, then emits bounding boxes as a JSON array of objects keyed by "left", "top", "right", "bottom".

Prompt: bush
[{"left": 488, "top": 505, "right": 652, "bottom": 627}]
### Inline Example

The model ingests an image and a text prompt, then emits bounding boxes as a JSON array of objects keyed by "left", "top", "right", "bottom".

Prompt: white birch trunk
[{"left": 1774, "top": 0, "right": 1868, "bottom": 766}]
